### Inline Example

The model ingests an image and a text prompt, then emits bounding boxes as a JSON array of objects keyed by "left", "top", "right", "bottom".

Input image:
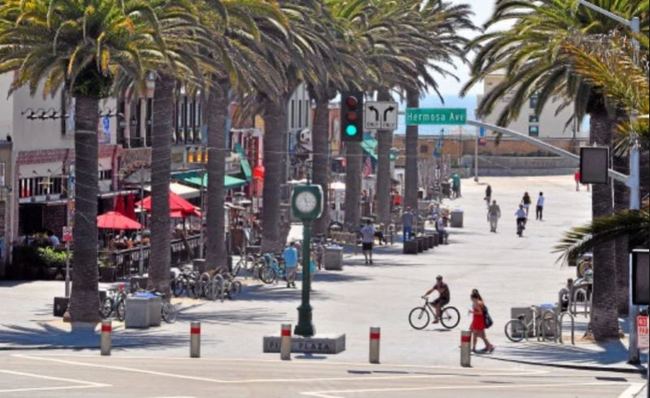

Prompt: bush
[{"left": 38, "top": 247, "right": 72, "bottom": 268}]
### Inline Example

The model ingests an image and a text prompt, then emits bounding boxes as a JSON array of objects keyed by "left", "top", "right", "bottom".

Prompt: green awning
[
  {"left": 174, "top": 171, "right": 248, "bottom": 190},
  {"left": 234, "top": 143, "right": 252, "bottom": 181},
  {"left": 362, "top": 136, "right": 397, "bottom": 162}
]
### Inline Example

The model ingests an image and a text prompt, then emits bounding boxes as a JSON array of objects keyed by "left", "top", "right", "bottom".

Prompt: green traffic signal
[{"left": 346, "top": 124, "right": 358, "bottom": 136}]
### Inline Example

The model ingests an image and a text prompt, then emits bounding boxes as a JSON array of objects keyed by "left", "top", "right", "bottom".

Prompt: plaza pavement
[{"left": 0, "top": 175, "right": 647, "bottom": 397}]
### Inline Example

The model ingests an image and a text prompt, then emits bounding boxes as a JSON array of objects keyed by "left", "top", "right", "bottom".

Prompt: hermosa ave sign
[{"left": 405, "top": 108, "right": 467, "bottom": 126}]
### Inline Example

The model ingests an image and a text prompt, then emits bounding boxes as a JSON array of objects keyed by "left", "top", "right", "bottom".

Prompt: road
[{"left": 0, "top": 353, "right": 644, "bottom": 398}]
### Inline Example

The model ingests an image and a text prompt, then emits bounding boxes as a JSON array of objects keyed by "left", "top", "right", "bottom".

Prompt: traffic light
[{"left": 340, "top": 91, "right": 363, "bottom": 142}]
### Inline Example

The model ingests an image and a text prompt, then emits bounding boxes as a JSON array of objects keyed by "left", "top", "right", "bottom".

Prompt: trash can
[
  {"left": 125, "top": 297, "right": 152, "bottom": 329},
  {"left": 450, "top": 209, "right": 464, "bottom": 228},
  {"left": 324, "top": 246, "right": 344, "bottom": 271}
]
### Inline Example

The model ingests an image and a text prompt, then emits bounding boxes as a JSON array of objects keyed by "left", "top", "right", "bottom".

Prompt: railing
[
  {"left": 111, "top": 234, "right": 202, "bottom": 278},
  {"left": 559, "top": 312, "right": 576, "bottom": 345},
  {"left": 571, "top": 287, "right": 592, "bottom": 318}
]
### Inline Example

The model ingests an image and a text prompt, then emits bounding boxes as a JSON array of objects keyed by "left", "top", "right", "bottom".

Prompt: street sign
[
  {"left": 364, "top": 101, "right": 398, "bottom": 130},
  {"left": 62, "top": 226, "right": 73, "bottom": 243},
  {"left": 638, "top": 316, "right": 648, "bottom": 349},
  {"left": 405, "top": 108, "right": 467, "bottom": 126}
]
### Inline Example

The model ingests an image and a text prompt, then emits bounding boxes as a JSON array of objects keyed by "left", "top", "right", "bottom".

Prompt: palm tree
[
  {"left": 462, "top": 0, "right": 647, "bottom": 342},
  {"left": 0, "top": 0, "right": 161, "bottom": 323}
]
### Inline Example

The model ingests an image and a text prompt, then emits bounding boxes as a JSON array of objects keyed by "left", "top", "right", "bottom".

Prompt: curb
[
  {"left": 0, "top": 343, "right": 149, "bottom": 351},
  {"left": 480, "top": 354, "right": 648, "bottom": 374}
]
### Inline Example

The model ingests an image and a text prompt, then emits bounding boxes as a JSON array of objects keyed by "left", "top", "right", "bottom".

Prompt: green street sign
[{"left": 405, "top": 108, "right": 467, "bottom": 126}]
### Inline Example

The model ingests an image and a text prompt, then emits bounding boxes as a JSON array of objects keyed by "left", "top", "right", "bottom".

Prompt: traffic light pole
[{"left": 295, "top": 219, "right": 314, "bottom": 337}]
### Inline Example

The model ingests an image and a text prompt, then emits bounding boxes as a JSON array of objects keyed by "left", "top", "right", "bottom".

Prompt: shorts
[
  {"left": 362, "top": 242, "right": 373, "bottom": 252},
  {"left": 432, "top": 297, "right": 450, "bottom": 307}
]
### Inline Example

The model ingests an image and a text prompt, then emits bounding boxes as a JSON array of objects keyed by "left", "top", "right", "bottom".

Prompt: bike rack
[
  {"left": 559, "top": 312, "right": 576, "bottom": 345},
  {"left": 571, "top": 288, "right": 591, "bottom": 318},
  {"left": 539, "top": 309, "right": 559, "bottom": 343}
]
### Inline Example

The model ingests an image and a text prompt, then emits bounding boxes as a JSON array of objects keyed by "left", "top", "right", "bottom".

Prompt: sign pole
[
  {"left": 474, "top": 130, "right": 479, "bottom": 182},
  {"left": 64, "top": 240, "right": 71, "bottom": 298},
  {"left": 295, "top": 219, "right": 314, "bottom": 337}
]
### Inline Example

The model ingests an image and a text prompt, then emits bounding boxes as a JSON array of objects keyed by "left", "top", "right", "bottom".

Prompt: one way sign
[{"left": 364, "top": 101, "right": 398, "bottom": 131}]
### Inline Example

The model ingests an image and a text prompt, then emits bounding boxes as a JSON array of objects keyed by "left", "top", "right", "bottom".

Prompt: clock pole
[{"left": 295, "top": 218, "right": 315, "bottom": 337}]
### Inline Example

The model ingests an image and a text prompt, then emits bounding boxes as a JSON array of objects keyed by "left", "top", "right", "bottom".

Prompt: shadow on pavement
[{"left": 178, "top": 307, "right": 290, "bottom": 325}]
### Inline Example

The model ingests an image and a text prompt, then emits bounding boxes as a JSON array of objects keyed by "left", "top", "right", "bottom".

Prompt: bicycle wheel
[
  {"left": 162, "top": 303, "right": 177, "bottom": 324},
  {"left": 504, "top": 320, "right": 526, "bottom": 342},
  {"left": 206, "top": 279, "right": 223, "bottom": 301},
  {"left": 116, "top": 299, "right": 126, "bottom": 322},
  {"left": 259, "top": 265, "right": 276, "bottom": 284},
  {"left": 440, "top": 306, "right": 461, "bottom": 329},
  {"left": 540, "top": 314, "right": 559, "bottom": 341},
  {"left": 100, "top": 298, "right": 113, "bottom": 319},
  {"left": 172, "top": 278, "right": 185, "bottom": 297},
  {"left": 228, "top": 281, "right": 242, "bottom": 300},
  {"left": 408, "top": 306, "right": 431, "bottom": 330},
  {"left": 231, "top": 261, "right": 242, "bottom": 278}
]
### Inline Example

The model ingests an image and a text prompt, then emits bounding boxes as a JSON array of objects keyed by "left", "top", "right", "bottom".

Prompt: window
[
  {"left": 304, "top": 99, "right": 310, "bottom": 126},
  {"left": 290, "top": 100, "right": 295, "bottom": 129},
  {"left": 19, "top": 177, "right": 65, "bottom": 198},
  {"left": 529, "top": 94, "right": 539, "bottom": 109},
  {"left": 529, "top": 115, "right": 539, "bottom": 123},
  {"left": 529, "top": 125, "right": 540, "bottom": 137},
  {"left": 99, "top": 169, "right": 113, "bottom": 181},
  {"left": 298, "top": 100, "right": 303, "bottom": 129},
  {"left": 420, "top": 145, "right": 429, "bottom": 154}
]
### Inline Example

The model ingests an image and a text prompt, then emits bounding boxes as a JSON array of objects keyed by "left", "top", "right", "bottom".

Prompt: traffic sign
[
  {"left": 62, "top": 226, "right": 73, "bottom": 243},
  {"left": 364, "top": 101, "right": 398, "bottom": 130},
  {"left": 405, "top": 108, "right": 467, "bottom": 126},
  {"left": 637, "top": 316, "right": 648, "bottom": 349}
]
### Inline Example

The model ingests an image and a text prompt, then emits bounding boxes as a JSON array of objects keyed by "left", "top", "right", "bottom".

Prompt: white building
[{"left": 478, "top": 72, "right": 588, "bottom": 140}]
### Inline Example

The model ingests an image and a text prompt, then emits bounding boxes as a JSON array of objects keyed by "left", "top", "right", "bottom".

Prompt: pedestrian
[
  {"left": 47, "top": 230, "right": 61, "bottom": 248},
  {"left": 536, "top": 192, "right": 545, "bottom": 221},
  {"left": 574, "top": 169, "right": 581, "bottom": 191},
  {"left": 470, "top": 289, "right": 494, "bottom": 353},
  {"left": 521, "top": 192, "right": 532, "bottom": 217},
  {"left": 283, "top": 241, "right": 298, "bottom": 288},
  {"left": 487, "top": 200, "right": 501, "bottom": 233},
  {"left": 436, "top": 215, "right": 449, "bottom": 244},
  {"left": 361, "top": 220, "right": 375, "bottom": 265},
  {"left": 452, "top": 173, "right": 461, "bottom": 198},
  {"left": 515, "top": 204, "right": 527, "bottom": 236},
  {"left": 401, "top": 207, "right": 415, "bottom": 242},
  {"left": 484, "top": 185, "right": 492, "bottom": 208}
]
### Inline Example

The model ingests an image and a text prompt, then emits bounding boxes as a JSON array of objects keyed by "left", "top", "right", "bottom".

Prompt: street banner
[
  {"left": 62, "top": 226, "right": 73, "bottom": 243},
  {"left": 638, "top": 316, "right": 649, "bottom": 349}
]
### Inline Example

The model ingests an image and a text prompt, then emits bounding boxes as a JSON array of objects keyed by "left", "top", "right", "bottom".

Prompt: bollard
[
  {"left": 190, "top": 321, "right": 201, "bottom": 358},
  {"left": 369, "top": 327, "right": 381, "bottom": 364},
  {"left": 100, "top": 320, "right": 112, "bottom": 356},
  {"left": 460, "top": 330, "right": 472, "bottom": 367},
  {"left": 280, "top": 324, "right": 292, "bottom": 360}
]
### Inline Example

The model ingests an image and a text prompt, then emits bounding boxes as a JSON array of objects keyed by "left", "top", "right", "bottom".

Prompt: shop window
[
  {"left": 529, "top": 115, "right": 539, "bottom": 123},
  {"left": 529, "top": 125, "right": 540, "bottom": 137},
  {"left": 529, "top": 94, "right": 539, "bottom": 109},
  {"left": 420, "top": 145, "right": 429, "bottom": 154}
]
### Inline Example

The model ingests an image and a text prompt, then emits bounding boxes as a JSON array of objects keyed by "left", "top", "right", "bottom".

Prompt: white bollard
[
  {"left": 369, "top": 327, "right": 381, "bottom": 364},
  {"left": 280, "top": 324, "right": 292, "bottom": 361},
  {"left": 190, "top": 322, "right": 201, "bottom": 358},
  {"left": 460, "top": 330, "right": 472, "bottom": 367},
  {"left": 100, "top": 320, "right": 112, "bottom": 356}
]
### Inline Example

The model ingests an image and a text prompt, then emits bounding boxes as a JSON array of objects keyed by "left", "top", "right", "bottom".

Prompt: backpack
[{"left": 484, "top": 306, "right": 494, "bottom": 329}]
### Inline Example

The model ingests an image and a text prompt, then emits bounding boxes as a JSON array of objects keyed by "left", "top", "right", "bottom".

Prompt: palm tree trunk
[
  {"left": 205, "top": 87, "right": 229, "bottom": 271},
  {"left": 68, "top": 95, "right": 100, "bottom": 324},
  {"left": 261, "top": 98, "right": 287, "bottom": 253},
  {"left": 312, "top": 95, "right": 331, "bottom": 237},
  {"left": 404, "top": 89, "right": 419, "bottom": 211},
  {"left": 376, "top": 89, "right": 393, "bottom": 227},
  {"left": 148, "top": 75, "right": 175, "bottom": 296},
  {"left": 344, "top": 141, "right": 362, "bottom": 231},
  {"left": 589, "top": 100, "right": 619, "bottom": 342}
]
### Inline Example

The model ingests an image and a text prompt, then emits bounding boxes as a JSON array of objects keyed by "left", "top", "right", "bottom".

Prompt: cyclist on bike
[
  {"left": 515, "top": 204, "right": 527, "bottom": 236},
  {"left": 422, "top": 275, "right": 450, "bottom": 324}
]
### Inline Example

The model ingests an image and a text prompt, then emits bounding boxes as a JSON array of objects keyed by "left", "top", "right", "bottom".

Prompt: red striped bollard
[
  {"left": 460, "top": 330, "right": 472, "bottom": 367},
  {"left": 369, "top": 327, "right": 380, "bottom": 364},
  {"left": 280, "top": 324, "right": 292, "bottom": 361},
  {"left": 190, "top": 322, "right": 201, "bottom": 358},
  {"left": 100, "top": 320, "right": 112, "bottom": 356}
]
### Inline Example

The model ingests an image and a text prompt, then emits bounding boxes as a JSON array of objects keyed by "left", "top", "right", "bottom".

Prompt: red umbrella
[
  {"left": 98, "top": 211, "right": 143, "bottom": 230},
  {"left": 135, "top": 192, "right": 196, "bottom": 216},
  {"left": 170, "top": 208, "right": 202, "bottom": 219},
  {"left": 114, "top": 195, "right": 125, "bottom": 215},
  {"left": 125, "top": 193, "right": 137, "bottom": 220}
]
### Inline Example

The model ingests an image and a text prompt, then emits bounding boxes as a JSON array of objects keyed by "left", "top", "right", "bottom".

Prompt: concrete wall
[{"left": 473, "top": 156, "right": 578, "bottom": 177}]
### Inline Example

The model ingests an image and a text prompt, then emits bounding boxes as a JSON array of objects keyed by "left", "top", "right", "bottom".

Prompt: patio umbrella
[
  {"left": 114, "top": 195, "right": 125, "bottom": 215},
  {"left": 98, "top": 211, "right": 143, "bottom": 230},
  {"left": 135, "top": 191, "right": 196, "bottom": 216},
  {"left": 170, "top": 208, "right": 201, "bottom": 218},
  {"left": 125, "top": 193, "right": 137, "bottom": 220}
]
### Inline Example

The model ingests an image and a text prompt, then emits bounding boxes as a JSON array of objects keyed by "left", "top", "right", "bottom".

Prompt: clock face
[{"left": 296, "top": 191, "right": 318, "bottom": 213}]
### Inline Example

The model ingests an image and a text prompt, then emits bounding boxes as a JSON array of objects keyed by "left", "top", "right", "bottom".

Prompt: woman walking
[
  {"left": 470, "top": 289, "right": 494, "bottom": 353},
  {"left": 521, "top": 192, "right": 532, "bottom": 217}
]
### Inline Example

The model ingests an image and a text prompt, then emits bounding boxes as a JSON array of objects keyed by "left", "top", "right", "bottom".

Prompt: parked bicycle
[
  {"left": 504, "top": 306, "right": 558, "bottom": 342},
  {"left": 172, "top": 267, "right": 200, "bottom": 298},
  {"left": 101, "top": 285, "right": 128, "bottom": 321},
  {"left": 132, "top": 282, "right": 178, "bottom": 324},
  {"left": 259, "top": 253, "right": 287, "bottom": 284},
  {"left": 408, "top": 297, "right": 461, "bottom": 330}
]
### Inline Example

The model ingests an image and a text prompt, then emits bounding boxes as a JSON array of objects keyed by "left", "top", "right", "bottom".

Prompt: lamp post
[{"left": 577, "top": 0, "right": 642, "bottom": 365}]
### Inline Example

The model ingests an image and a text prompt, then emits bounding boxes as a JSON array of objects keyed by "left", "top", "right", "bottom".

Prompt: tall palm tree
[
  {"left": 0, "top": 0, "right": 162, "bottom": 323},
  {"left": 462, "top": 0, "right": 647, "bottom": 342}
]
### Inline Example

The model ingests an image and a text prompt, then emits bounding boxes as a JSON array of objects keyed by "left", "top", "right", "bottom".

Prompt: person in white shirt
[
  {"left": 536, "top": 192, "right": 545, "bottom": 221},
  {"left": 360, "top": 220, "right": 376, "bottom": 265}
]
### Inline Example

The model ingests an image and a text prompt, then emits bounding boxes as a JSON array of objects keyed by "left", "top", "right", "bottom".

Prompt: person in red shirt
[{"left": 574, "top": 169, "right": 581, "bottom": 191}]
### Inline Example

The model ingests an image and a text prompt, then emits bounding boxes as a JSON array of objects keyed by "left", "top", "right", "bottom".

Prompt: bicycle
[
  {"left": 504, "top": 306, "right": 558, "bottom": 342},
  {"left": 516, "top": 218, "right": 526, "bottom": 237},
  {"left": 258, "top": 253, "right": 286, "bottom": 284},
  {"left": 101, "top": 285, "right": 128, "bottom": 321},
  {"left": 408, "top": 297, "right": 461, "bottom": 330},
  {"left": 132, "top": 282, "right": 178, "bottom": 324},
  {"left": 172, "top": 267, "right": 200, "bottom": 298}
]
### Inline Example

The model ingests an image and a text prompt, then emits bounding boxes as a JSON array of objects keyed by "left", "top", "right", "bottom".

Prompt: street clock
[{"left": 291, "top": 185, "right": 323, "bottom": 220}]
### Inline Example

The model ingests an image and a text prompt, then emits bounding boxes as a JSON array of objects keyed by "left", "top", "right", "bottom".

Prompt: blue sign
[{"left": 433, "top": 136, "right": 443, "bottom": 158}]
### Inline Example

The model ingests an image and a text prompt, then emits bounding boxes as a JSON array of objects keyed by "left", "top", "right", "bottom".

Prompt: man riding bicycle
[{"left": 422, "top": 275, "right": 450, "bottom": 324}]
